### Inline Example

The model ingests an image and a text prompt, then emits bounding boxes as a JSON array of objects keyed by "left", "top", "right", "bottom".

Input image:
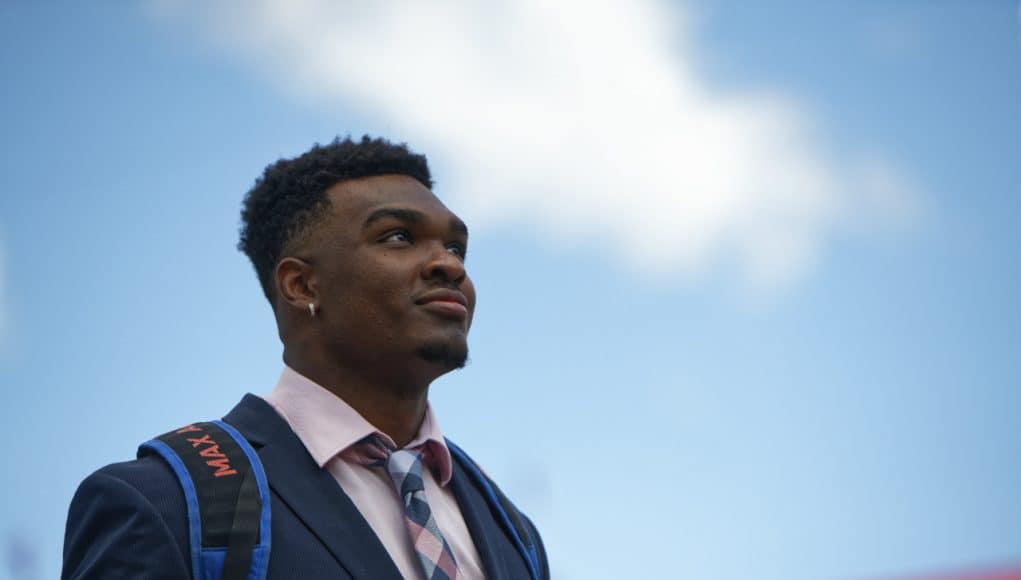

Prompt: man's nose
[{"left": 422, "top": 246, "right": 467, "bottom": 283}]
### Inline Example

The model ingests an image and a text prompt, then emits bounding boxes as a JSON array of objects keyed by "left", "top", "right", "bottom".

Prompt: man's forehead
[
  {"left": 328, "top": 175, "right": 442, "bottom": 210},
  {"left": 326, "top": 175, "right": 462, "bottom": 227}
]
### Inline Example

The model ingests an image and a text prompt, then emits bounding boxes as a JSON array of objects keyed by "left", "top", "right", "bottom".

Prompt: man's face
[{"left": 300, "top": 174, "right": 476, "bottom": 375}]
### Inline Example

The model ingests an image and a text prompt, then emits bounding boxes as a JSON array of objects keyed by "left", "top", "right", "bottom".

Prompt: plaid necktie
[{"left": 348, "top": 434, "right": 460, "bottom": 580}]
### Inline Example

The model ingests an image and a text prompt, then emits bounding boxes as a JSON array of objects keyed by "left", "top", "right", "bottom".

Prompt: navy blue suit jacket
[{"left": 63, "top": 394, "right": 549, "bottom": 579}]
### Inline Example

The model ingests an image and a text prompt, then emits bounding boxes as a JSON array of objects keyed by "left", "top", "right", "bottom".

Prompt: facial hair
[{"left": 416, "top": 341, "right": 469, "bottom": 370}]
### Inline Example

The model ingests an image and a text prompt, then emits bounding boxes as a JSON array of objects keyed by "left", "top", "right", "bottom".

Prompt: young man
[{"left": 63, "top": 136, "right": 549, "bottom": 579}]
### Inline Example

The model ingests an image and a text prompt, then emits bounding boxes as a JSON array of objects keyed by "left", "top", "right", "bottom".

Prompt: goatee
[{"left": 416, "top": 342, "right": 469, "bottom": 370}]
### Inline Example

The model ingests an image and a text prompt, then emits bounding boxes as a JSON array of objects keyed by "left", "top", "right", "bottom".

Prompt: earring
[{"left": 308, "top": 303, "right": 316, "bottom": 319}]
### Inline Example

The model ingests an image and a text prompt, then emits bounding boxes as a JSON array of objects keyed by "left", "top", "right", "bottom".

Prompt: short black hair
[{"left": 238, "top": 135, "right": 433, "bottom": 303}]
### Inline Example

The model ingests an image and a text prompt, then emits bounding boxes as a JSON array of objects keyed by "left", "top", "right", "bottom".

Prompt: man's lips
[{"left": 415, "top": 289, "right": 469, "bottom": 319}]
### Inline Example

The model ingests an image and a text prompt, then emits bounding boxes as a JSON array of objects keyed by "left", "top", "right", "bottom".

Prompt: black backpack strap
[
  {"left": 139, "top": 420, "right": 272, "bottom": 580},
  {"left": 445, "top": 438, "right": 542, "bottom": 580}
]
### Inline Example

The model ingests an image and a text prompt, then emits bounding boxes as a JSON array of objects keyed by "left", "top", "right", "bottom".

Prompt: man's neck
[{"left": 283, "top": 350, "right": 431, "bottom": 448}]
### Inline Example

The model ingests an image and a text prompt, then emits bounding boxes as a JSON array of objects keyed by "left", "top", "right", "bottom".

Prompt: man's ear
[{"left": 275, "top": 257, "right": 318, "bottom": 311}]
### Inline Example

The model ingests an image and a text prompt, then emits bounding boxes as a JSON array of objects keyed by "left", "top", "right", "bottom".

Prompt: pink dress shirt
[{"left": 262, "top": 366, "right": 485, "bottom": 580}]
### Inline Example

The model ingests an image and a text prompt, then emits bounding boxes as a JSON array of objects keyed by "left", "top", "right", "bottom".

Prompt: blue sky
[{"left": 1, "top": 2, "right": 1019, "bottom": 579}]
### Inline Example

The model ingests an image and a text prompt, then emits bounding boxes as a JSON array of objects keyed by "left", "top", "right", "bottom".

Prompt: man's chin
[{"left": 415, "top": 341, "right": 469, "bottom": 371}]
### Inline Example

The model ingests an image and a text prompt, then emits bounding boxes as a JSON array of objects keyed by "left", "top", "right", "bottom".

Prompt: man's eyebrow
[
  {"left": 363, "top": 207, "right": 469, "bottom": 237},
  {"left": 363, "top": 208, "right": 425, "bottom": 229}
]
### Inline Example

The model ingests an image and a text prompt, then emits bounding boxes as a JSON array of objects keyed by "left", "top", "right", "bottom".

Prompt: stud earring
[{"left": 308, "top": 303, "right": 316, "bottom": 319}]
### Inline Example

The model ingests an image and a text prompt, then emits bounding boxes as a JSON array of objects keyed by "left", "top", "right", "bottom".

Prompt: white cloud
[{"left": 153, "top": 0, "right": 918, "bottom": 290}]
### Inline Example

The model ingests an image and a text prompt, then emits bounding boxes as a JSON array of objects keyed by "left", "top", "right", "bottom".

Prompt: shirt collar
[{"left": 262, "top": 366, "right": 453, "bottom": 486}]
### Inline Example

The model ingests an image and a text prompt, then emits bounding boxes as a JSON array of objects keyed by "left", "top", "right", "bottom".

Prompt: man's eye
[
  {"left": 446, "top": 243, "right": 467, "bottom": 259},
  {"left": 382, "top": 230, "right": 412, "bottom": 244}
]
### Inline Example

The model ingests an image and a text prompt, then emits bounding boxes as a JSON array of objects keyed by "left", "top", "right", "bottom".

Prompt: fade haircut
[{"left": 238, "top": 135, "right": 433, "bottom": 303}]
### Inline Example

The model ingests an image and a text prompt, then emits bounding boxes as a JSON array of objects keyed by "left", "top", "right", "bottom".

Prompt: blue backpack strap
[
  {"left": 445, "top": 439, "right": 542, "bottom": 580},
  {"left": 139, "top": 420, "right": 272, "bottom": 580}
]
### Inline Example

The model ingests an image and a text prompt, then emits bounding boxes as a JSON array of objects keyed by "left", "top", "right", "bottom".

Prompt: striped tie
[{"left": 350, "top": 435, "right": 460, "bottom": 580}]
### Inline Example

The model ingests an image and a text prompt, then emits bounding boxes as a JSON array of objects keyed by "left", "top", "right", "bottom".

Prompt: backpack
[{"left": 140, "top": 420, "right": 541, "bottom": 580}]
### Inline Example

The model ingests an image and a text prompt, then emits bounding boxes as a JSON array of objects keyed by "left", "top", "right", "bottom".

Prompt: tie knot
[
  {"left": 344, "top": 434, "right": 395, "bottom": 468},
  {"left": 346, "top": 435, "right": 429, "bottom": 496},
  {"left": 387, "top": 448, "right": 426, "bottom": 497}
]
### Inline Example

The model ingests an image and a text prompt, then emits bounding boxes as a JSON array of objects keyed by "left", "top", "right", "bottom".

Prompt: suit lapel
[
  {"left": 223, "top": 395, "right": 403, "bottom": 580},
  {"left": 448, "top": 457, "right": 510, "bottom": 580}
]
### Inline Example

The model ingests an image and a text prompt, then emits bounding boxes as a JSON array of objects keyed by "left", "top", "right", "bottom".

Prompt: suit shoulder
[
  {"left": 63, "top": 456, "right": 192, "bottom": 579},
  {"left": 92, "top": 453, "right": 178, "bottom": 487},
  {"left": 91, "top": 453, "right": 189, "bottom": 514},
  {"left": 519, "top": 512, "right": 550, "bottom": 579},
  {"left": 446, "top": 440, "right": 550, "bottom": 578}
]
